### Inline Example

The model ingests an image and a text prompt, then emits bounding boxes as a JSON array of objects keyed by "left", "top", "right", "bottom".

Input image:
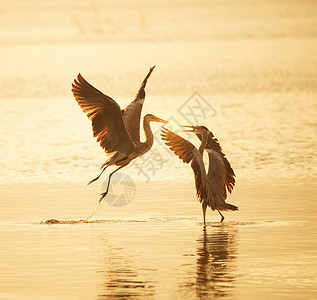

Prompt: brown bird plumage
[
  {"left": 161, "top": 126, "right": 237, "bottom": 224},
  {"left": 72, "top": 66, "right": 167, "bottom": 202},
  {"left": 195, "top": 126, "right": 236, "bottom": 197}
]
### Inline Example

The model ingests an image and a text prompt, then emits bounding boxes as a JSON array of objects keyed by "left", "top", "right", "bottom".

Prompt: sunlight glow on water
[
  {"left": 1, "top": 182, "right": 317, "bottom": 299},
  {"left": 0, "top": 91, "right": 316, "bottom": 184}
]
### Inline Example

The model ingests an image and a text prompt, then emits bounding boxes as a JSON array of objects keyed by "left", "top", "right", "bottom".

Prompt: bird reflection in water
[
  {"left": 98, "top": 244, "right": 156, "bottom": 299},
  {"left": 182, "top": 226, "right": 237, "bottom": 299}
]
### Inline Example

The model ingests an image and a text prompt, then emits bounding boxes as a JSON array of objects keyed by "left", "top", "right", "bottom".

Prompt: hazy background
[
  {"left": 0, "top": 1, "right": 317, "bottom": 299},
  {"left": 0, "top": 0, "right": 316, "bottom": 185}
]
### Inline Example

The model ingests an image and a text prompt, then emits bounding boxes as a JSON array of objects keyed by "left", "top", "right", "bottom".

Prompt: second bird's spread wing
[
  {"left": 206, "top": 137, "right": 235, "bottom": 197},
  {"left": 72, "top": 73, "right": 136, "bottom": 155},
  {"left": 205, "top": 148, "right": 226, "bottom": 197},
  {"left": 121, "top": 66, "right": 155, "bottom": 143},
  {"left": 161, "top": 127, "right": 207, "bottom": 202},
  {"left": 198, "top": 133, "right": 235, "bottom": 196}
]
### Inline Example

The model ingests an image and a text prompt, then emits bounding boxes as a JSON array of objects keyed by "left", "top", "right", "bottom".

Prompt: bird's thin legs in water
[
  {"left": 218, "top": 211, "right": 224, "bottom": 223},
  {"left": 99, "top": 166, "right": 124, "bottom": 202},
  {"left": 202, "top": 202, "right": 208, "bottom": 225},
  {"left": 88, "top": 166, "right": 108, "bottom": 185}
]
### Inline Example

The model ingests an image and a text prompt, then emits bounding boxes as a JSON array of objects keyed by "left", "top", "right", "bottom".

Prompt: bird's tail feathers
[
  {"left": 217, "top": 202, "right": 238, "bottom": 212},
  {"left": 101, "top": 159, "right": 112, "bottom": 169}
]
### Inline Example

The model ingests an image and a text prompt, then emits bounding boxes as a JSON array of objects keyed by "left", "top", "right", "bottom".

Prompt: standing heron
[
  {"left": 72, "top": 66, "right": 167, "bottom": 202},
  {"left": 161, "top": 126, "right": 237, "bottom": 224}
]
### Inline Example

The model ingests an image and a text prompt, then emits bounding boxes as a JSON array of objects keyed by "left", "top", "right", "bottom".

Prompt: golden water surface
[{"left": 0, "top": 0, "right": 317, "bottom": 299}]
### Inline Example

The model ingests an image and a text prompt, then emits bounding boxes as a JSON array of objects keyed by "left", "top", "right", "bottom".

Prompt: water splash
[{"left": 86, "top": 201, "right": 103, "bottom": 221}]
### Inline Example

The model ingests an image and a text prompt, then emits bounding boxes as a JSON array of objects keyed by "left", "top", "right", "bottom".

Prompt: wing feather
[
  {"left": 161, "top": 127, "right": 206, "bottom": 202},
  {"left": 197, "top": 132, "right": 236, "bottom": 196},
  {"left": 206, "top": 148, "right": 227, "bottom": 199},
  {"left": 122, "top": 66, "right": 155, "bottom": 142},
  {"left": 72, "top": 73, "right": 136, "bottom": 154},
  {"left": 206, "top": 137, "right": 235, "bottom": 196}
]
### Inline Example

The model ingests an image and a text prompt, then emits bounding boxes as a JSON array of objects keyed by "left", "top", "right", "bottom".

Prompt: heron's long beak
[
  {"left": 182, "top": 129, "right": 198, "bottom": 133},
  {"left": 153, "top": 116, "right": 168, "bottom": 124},
  {"left": 181, "top": 125, "right": 199, "bottom": 133}
]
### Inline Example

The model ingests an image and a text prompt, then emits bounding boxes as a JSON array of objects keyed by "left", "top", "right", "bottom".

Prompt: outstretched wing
[
  {"left": 205, "top": 147, "right": 226, "bottom": 196},
  {"left": 197, "top": 132, "right": 236, "bottom": 196},
  {"left": 122, "top": 66, "right": 155, "bottom": 143},
  {"left": 206, "top": 136, "right": 235, "bottom": 196},
  {"left": 72, "top": 73, "right": 136, "bottom": 155},
  {"left": 160, "top": 127, "right": 207, "bottom": 202}
]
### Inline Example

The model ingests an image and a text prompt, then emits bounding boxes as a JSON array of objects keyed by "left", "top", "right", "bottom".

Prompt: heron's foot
[
  {"left": 99, "top": 192, "right": 108, "bottom": 202},
  {"left": 87, "top": 176, "right": 100, "bottom": 185}
]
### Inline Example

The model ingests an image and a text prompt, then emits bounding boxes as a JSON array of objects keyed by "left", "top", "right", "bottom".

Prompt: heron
[
  {"left": 161, "top": 126, "right": 237, "bottom": 224},
  {"left": 72, "top": 66, "right": 167, "bottom": 202}
]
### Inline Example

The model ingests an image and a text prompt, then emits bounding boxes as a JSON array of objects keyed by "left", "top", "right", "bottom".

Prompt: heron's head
[
  {"left": 182, "top": 125, "right": 213, "bottom": 137},
  {"left": 144, "top": 114, "right": 168, "bottom": 124}
]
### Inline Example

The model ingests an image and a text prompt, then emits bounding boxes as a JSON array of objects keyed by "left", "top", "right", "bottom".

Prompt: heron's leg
[
  {"left": 202, "top": 202, "right": 208, "bottom": 225},
  {"left": 218, "top": 211, "right": 224, "bottom": 223},
  {"left": 87, "top": 166, "right": 108, "bottom": 185},
  {"left": 99, "top": 166, "right": 124, "bottom": 202}
]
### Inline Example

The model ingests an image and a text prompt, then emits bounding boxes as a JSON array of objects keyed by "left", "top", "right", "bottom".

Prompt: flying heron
[
  {"left": 161, "top": 126, "right": 237, "bottom": 224},
  {"left": 72, "top": 66, "right": 167, "bottom": 202}
]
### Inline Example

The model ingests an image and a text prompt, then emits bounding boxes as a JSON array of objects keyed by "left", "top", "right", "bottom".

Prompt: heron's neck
[
  {"left": 198, "top": 131, "right": 208, "bottom": 156},
  {"left": 143, "top": 118, "right": 154, "bottom": 149}
]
